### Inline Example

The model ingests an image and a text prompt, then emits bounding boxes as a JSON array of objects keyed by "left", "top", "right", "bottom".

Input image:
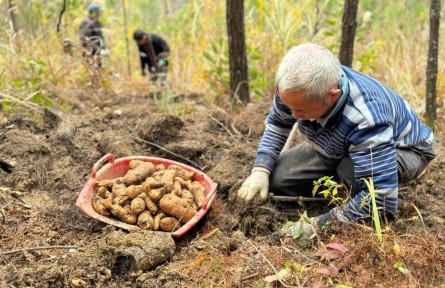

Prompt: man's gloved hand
[
  {"left": 100, "top": 49, "right": 110, "bottom": 56},
  {"left": 281, "top": 214, "right": 319, "bottom": 247},
  {"left": 237, "top": 167, "right": 270, "bottom": 203}
]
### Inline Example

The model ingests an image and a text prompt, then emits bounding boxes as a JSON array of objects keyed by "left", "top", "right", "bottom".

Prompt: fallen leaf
[
  {"left": 312, "top": 267, "right": 331, "bottom": 276},
  {"left": 315, "top": 248, "right": 343, "bottom": 261},
  {"left": 393, "top": 242, "right": 401, "bottom": 255},
  {"left": 312, "top": 265, "right": 339, "bottom": 277},
  {"left": 312, "top": 282, "right": 325, "bottom": 288},
  {"left": 194, "top": 253, "right": 207, "bottom": 267},
  {"left": 315, "top": 243, "right": 348, "bottom": 261},
  {"left": 325, "top": 242, "right": 348, "bottom": 254},
  {"left": 360, "top": 268, "right": 371, "bottom": 280},
  {"left": 264, "top": 268, "right": 289, "bottom": 283}
]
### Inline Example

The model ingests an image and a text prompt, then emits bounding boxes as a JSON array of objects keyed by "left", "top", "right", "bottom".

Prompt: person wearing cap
[
  {"left": 237, "top": 43, "right": 435, "bottom": 247},
  {"left": 79, "top": 3, "right": 109, "bottom": 58},
  {"left": 133, "top": 29, "right": 170, "bottom": 81}
]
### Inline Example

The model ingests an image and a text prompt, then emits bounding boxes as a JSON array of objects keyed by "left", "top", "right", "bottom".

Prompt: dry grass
[{"left": 175, "top": 212, "right": 445, "bottom": 287}]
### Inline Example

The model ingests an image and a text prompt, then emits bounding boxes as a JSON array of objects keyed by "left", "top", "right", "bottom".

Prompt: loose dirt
[{"left": 1, "top": 91, "right": 444, "bottom": 288}]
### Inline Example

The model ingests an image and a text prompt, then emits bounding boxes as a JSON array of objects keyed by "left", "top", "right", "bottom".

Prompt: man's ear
[{"left": 329, "top": 87, "right": 341, "bottom": 102}]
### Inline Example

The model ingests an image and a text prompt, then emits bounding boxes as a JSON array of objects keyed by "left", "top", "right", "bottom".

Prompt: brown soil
[{"left": 1, "top": 92, "right": 444, "bottom": 288}]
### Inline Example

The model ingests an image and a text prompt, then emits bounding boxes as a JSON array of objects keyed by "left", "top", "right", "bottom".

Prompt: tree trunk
[
  {"left": 121, "top": 0, "right": 132, "bottom": 77},
  {"left": 425, "top": 0, "right": 441, "bottom": 129},
  {"left": 226, "top": 0, "right": 250, "bottom": 105},
  {"left": 339, "top": 0, "right": 359, "bottom": 67},
  {"left": 7, "top": 0, "right": 19, "bottom": 33}
]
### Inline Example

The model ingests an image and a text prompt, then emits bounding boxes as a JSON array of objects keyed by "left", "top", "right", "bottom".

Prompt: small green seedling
[
  {"left": 282, "top": 211, "right": 312, "bottom": 239},
  {"left": 394, "top": 260, "right": 409, "bottom": 275},
  {"left": 312, "top": 176, "right": 349, "bottom": 205}
]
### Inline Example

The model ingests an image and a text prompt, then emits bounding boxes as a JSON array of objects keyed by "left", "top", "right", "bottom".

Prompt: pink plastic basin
[{"left": 76, "top": 153, "right": 218, "bottom": 237}]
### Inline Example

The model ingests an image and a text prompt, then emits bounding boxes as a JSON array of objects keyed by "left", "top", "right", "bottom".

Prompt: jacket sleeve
[
  {"left": 254, "top": 87, "right": 296, "bottom": 172},
  {"left": 160, "top": 37, "right": 170, "bottom": 53},
  {"left": 136, "top": 46, "right": 146, "bottom": 73},
  {"left": 330, "top": 116, "right": 398, "bottom": 223}
]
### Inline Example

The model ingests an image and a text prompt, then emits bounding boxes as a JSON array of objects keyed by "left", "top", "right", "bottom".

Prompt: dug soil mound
[{"left": 1, "top": 93, "right": 444, "bottom": 287}]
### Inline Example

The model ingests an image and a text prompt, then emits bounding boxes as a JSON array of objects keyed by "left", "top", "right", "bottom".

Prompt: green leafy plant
[
  {"left": 394, "top": 260, "right": 409, "bottom": 275},
  {"left": 282, "top": 211, "right": 312, "bottom": 239},
  {"left": 312, "top": 176, "right": 349, "bottom": 205},
  {"left": 361, "top": 177, "right": 383, "bottom": 244}
]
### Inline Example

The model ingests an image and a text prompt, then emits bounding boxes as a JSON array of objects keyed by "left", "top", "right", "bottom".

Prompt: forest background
[
  {"left": 0, "top": 0, "right": 444, "bottom": 123},
  {"left": 1, "top": 1, "right": 445, "bottom": 287}
]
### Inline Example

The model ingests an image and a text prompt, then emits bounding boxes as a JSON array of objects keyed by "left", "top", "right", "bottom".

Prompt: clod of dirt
[
  {"left": 101, "top": 230, "right": 176, "bottom": 278},
  {"left": 96, "top": 130, "right": 135, "bottom": 157},
  {"left": 163, "top": 140, "right": 207, "bottom": 159},
  {"left": 136, "top": 114, "right": 184, "bottom": 145},
  {"left": 44, "top": 107, "right": 77, "bottom": 146},
  {"left": 207, "top": 144, "right": 256, "bottom": 194}
]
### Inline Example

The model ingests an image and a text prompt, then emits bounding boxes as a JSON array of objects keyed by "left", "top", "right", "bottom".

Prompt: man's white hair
[{"left": 276, "top": 43, "right": 342, "bottom": 102}]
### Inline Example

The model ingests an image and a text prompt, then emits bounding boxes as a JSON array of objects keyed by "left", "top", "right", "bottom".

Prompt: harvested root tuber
[
  {"left": 189, "top": 181, "right": 206, "bottom": 208},
  {"left": 172, "top": 180, "right": 182, "bottom": 196},
  {"left": 161, "top": 169, "right": 176, "bottom": 192},
  {"left": 144, "top": 196, "right": 158, "bottom": 215},
  {"left": 159, "top": 217, "right": 181, "bottom": 232},
  {"left": 128, "top": 159, "right": 145, "bottom": 169},
  {"left": 130, "top": 198, "right": 146, "bottom": 215},
  {"left": 155, "top": 164, "right": 166, "bottom": 171},
  {"left": 152, "top": 212, "right": 165, "bottom": 231},
  {"left": 148, "top": 187, "right": 167, "bottom": 202},
  {"left": 168, "top": 165, "right": 195, "bottom": 181},
  {"left": 142, "top": 177, "right": 163, "bottom": 191},
  {"left": 137, "top": 211, "right": 153, "bottom": 230},
  {"left": 159, "top": 194, "right": 197, "bottom": 224},
  {"left": 111, "top": 204, "right": 137, "bottom": 224},
  {"left": 96, "top": 179, "right": 115, "bottom": 190},
  {"left": 92, "top": 196, "right": 111, "bottom": 216},
  {"left": 112, "top": 183, "right": 127, "bottom": 198},
  {"left": 113, "top": 195, "right": 128, "bottom": 206},
  {"left": 92, "top": 159, "right": 210, "bottom": 232},
  {"left": 181, "top": 189, "right": 195, "bottom": 200},
  {"left": 124, "top": 162, "right": 155, "bottom": 185},
  {"left": 125, "top": 185, "right": 144, "bottom": 199}
]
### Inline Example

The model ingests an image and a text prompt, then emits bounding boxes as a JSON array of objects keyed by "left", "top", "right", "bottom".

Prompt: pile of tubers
[{"left": 92, "top": 160, "right": 207, "bottom": 232}]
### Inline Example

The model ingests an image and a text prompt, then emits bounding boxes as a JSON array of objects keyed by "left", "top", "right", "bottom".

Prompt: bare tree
[
  {"left": 121, "top": 0, "right": 132, "bottom": 77},
  {"left": 226, "top": 0, "right": 249, "bottom": 105},
  {"left": 425, "top": 0, "right": 441, "bottom": 129},
  {"left": 7, "top": 0, "right": 19, "bottom": 33},
  {"left": 56, "top": 0, "right": 67, "bottom": 34},
  {"left": 339, "top": 0, "right": 359, "bottom": 67}
]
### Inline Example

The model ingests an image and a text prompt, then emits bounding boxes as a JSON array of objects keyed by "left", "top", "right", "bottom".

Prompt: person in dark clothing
[
  {"left": 133, "top": 29, "right": 170, "bottom": 81},
  {"left": 79, "top": 3, "right": 109, "bottom": 57}
]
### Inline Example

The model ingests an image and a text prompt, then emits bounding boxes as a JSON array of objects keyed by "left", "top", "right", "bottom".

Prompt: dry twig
[
  {"left": 247, "top": 239, "right": 301, "bottom": 288},
  {"left": 0, "top": 245, "right": 77, "bottom": 256},
  {"left": 199, "top": 228, "right": 220, "bottom": 240},
  {"left": 269, "top": 193, "right": 330, "bottom": 203},
  {"left": 0, "top": 200, "right": 14, "bottom": 224},
  {"left": 240, "top": 272, "right": 259, "bottom": 282},
  {"left": 207, "top": 113, "right": 239, "bottom": 143},
  {"left": 0, "top": 92, "right": 42, "bottom": 113},
  {"left": 132, "top": 135, "right": 205, "bottom": 170}
]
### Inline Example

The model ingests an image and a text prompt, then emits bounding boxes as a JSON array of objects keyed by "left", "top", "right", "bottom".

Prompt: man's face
[
  {"left": 90, "top": 12, "right": 101, "bottom": 20},
  {"left": 279, "top": 86, "right": 340, "bottom": 120},
  {"left": 136, "top": 35, "right": 148, "bottom": 46}
]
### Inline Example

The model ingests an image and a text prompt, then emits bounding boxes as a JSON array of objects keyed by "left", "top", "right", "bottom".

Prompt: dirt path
[{"left": 0, "top": 92, "right": 444, "bottom": 287}]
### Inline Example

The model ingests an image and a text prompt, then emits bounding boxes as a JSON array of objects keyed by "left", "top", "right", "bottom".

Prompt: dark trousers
[{"left": 270, "top": 142, "right": 436, "bottom": 197}]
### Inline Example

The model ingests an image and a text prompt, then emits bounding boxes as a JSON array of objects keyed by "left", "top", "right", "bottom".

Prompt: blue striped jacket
[{"left": 255, "top": 66, "right": 433, "bottom": 222}]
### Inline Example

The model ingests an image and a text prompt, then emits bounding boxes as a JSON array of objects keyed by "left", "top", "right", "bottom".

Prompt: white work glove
[
  {"left": 237, "top": 167, "right": 270, "bottom": 203},
  {"left": 281, "top": 215, "right": 319, "bottom": 247},
  {"left": 100, "top": 49, "right": 110, "bottom": 56}
]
